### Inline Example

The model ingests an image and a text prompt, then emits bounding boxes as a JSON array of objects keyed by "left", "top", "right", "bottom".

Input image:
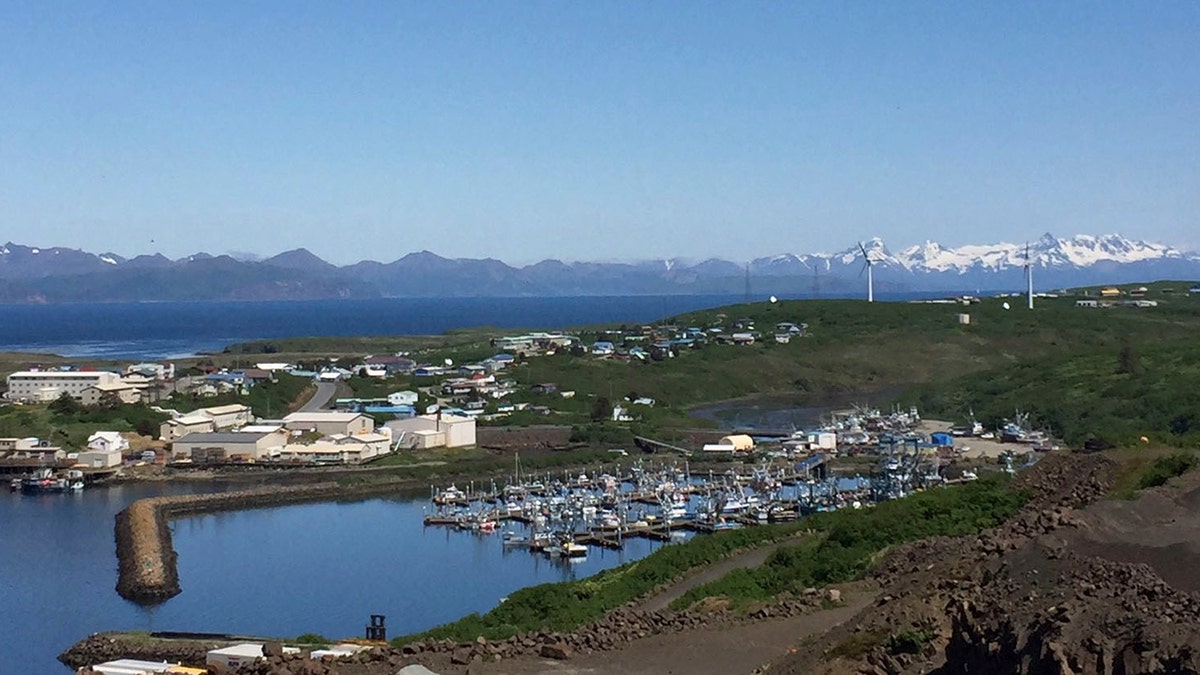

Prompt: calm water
[
  {"left": 0, "top": 485, "right": 667, "bottom": 674},
  {"left": 0, "top": 292, "right": 949, "bottom": 360}
]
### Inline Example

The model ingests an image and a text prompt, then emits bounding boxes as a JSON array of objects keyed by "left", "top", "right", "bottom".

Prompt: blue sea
[{"left": 0, "top": 293, "right": 947, "bottom": 360}]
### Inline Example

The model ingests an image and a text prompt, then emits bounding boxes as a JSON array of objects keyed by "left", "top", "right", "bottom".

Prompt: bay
[
  {"left": 0, "top": 292, "right": 948, "bottom": 360},
  {"left": 1, "top": 484, "right": 666, "bottom": 675}
]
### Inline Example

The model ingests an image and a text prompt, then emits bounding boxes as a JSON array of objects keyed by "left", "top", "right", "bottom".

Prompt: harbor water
[{"left": 0, "top": 484, "right": 668, "bottom": 675}]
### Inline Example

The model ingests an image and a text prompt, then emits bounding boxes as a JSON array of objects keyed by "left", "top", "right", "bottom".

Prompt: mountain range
[{"left": 0, "top": 234, "right": 1196, "bottom": 303}]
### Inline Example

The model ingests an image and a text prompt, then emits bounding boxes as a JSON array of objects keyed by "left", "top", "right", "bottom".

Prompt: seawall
[{"left": 113, "top": 481, "right": 404, "bottom": 604}]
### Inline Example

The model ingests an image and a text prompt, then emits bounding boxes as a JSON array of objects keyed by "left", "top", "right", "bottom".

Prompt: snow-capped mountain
[
  {"left": 747, "top": 233, "right": 1196, "bottom": 287},
  {"left": 0, "top": 233, "right": 1194, "bottom": 302}
]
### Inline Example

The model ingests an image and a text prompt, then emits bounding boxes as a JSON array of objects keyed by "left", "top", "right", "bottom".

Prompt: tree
[
  {"left": 49, "top": 392, "right": 83, "bottom": 416},
  {"left": 97, "top": 392, "right": 123, "bottom": 410},
  {"left": 591, "top": 396, "right": 613, "bottom": 421},
  {"left": 1117, "top": 342, "right": 1141, "bottom": 376}
]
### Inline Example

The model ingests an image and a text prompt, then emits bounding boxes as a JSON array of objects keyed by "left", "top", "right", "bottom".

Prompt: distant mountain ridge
[{"left": 0, "top": 234, "right": 1195, "bottom": 302}]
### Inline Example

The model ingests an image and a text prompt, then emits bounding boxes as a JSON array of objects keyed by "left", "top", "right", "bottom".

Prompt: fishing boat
[{"left": 19, "top": 468, "right": 83, "bottom": 494}]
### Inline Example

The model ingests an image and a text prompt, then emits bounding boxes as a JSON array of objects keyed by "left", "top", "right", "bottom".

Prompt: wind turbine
[
  {"left": 858, "top": 242, "right": 875, "bottom": 303},
  {"left": 1023, "top": 242, "right": 1034, "bottom": 310}
]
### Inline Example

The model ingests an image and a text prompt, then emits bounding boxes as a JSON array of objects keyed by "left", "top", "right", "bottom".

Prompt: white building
[
  {"left": 160, "top": 415, "right": 215, "bottom": 442},
  {"left": 283, "top": 411, "right": 374, "bottom": 437},
  {"left": 388, "top": 390, "right": 419, "bottom": 406},
  {"left": 206, "top": 644, "right": 263, "bottom": 670},
  {"left": 171, "top": 429, "right": 290, "bottom": 463},
  {"left": 199, "top": 404, "right": 254, "bottom": 429},
  {"left": 77, "top": 448, "right": 122, "bottom": 469},
  {"left": 386, "top": 414, "right": 476, "bottom": 450},
  {"left": 6, "top": 370, "right": 122, "bottom": 402},
  {"left": 88, "top": 431, "right": 130, "bottom": 454}
]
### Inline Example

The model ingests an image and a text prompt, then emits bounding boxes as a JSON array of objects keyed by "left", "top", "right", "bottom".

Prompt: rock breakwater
[{"left": 114, "top": 481, "right": 399, "bottom": 604}]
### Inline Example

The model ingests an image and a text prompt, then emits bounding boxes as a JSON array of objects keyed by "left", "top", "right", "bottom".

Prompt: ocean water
[{"left": 0, "top": 293, "right": 948, "bottom": 360}]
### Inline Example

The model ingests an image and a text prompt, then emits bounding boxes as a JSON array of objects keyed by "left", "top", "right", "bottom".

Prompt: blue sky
[{"left": 1, "top": 2, "right": 1196, "bottom": 264}]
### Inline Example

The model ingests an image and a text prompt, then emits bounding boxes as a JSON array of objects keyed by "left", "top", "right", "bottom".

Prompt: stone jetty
[{"left": 114, "top": 481, "right": 397, "bottom": 603}]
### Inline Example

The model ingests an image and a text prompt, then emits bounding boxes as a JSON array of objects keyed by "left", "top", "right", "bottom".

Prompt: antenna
[
  {"left": 1024, "top": 241, "right": 1034, "bottom": 310},
  {"left": 858, "top": 242, "right": 874, "bottom": 303}
]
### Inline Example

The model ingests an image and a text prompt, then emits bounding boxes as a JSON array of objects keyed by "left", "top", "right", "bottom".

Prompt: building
[
  {"left": 386, "top": 414, "right": 476, "bottom": 450},
  {"left": 5, "top": 370, "right": 122, "bottom": 402},
  {"left": 125, "top": 363, "right": 176, "bottom": 380},
  {"left": 0, "top": 438, "right": 65, "bottom": 464},
  {"left": 77, "top": 448, "right": 122, "bottom": 469},
  {"left": 81, "top": 381, "right": 144, "bottom": 406},
  {"left": 88, "top": 431, "right": 130, "bottom": 454},
  {"left": 283, "top": 411, "right": 374, "bottom": 437},
  {"left": 279, "top": 432, "right": 392, "bottom": 464},
  {"left": 171, "top": 429, "right": 290, "bottom": 463},
  {"left": 87, "top": 659, "right": 203, "bottom": 675},
  {"left": 160, "top": 415, "right": 215, "bottom": 442},
  {"left": 199, "top": 404, "right": 254, "bottom": 429},
  {"left": 1076, "top": 299, "right": 1099, "bottom": 308},
  {"left": 206, "top": 644, "right": 264, "bottom": 670},
  {"left": 387, "top": 390, "right": 419, "bottom": 406}
]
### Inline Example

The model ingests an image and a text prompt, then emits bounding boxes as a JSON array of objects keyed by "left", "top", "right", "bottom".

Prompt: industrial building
[
  {"left": 5, "top": 370, "right": 122, "bottom": 402},
  {"left": 170, "top": 429, "right": 290, "bottom": 463},
  {"left": 386, "top": 413, "right": 476, "bottom": 450},
  {"left": 282, "top": 411, "right": 374, "bottom": 436}
]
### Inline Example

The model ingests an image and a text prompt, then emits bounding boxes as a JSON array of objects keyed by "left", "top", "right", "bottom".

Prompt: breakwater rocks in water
[
  {"left": 114, "top": 481, "right": 397, "bottom": 604},
  {"left": 63, "top": 595, "right": 838, "bottom": 674}
]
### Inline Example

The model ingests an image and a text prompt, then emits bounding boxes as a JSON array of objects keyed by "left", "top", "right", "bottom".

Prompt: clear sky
[{"left": 1, "top": 2, "right": 1197, "bottom": 264}]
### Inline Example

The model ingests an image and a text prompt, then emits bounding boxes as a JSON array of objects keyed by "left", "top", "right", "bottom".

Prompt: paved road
[{"left": 298, "top": 381, "right": 337, "bottom": 412}]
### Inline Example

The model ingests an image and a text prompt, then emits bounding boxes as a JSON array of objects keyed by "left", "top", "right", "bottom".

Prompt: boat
[
  {"left": 561, "top": 541, "right": 588, "bottom": 558},
  {"left": 19, "top": 468, "right": 82, "bottom": 494}
]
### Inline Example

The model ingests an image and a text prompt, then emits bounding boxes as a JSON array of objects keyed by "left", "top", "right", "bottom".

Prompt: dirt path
[
  {"left": 463, "top": 593, "right": 875, "bottom": 675},
  {"left": 636, "top": 539, "right": 796, "bottom": 613}
]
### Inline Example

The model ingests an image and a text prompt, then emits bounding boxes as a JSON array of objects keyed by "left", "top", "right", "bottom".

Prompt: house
[
  {"left": 81, "top": 381, "right": 143, "bottom": 406},
  {"left": 1076, "top": 299, "right": 1099, "bottom": 308},
  {"left": 591, "top": 341, "right": 615, "bottom": 356},
  {"left": 0, "top": 437, "right": 66, "bottom": 464},
  {"left": 387, "top": 390, "right": 419, "bottom": 406},
  {"left": 775, "top": 322, "right": 805, "bottom": 335},
  {"left": 125, "top": 363, "right": 176, "bottom": 380},
  {"left": 317, "top": 367, "right": 353, "bottom": 382},
  {"left": 364, "top": 355, "right": 416, "bottom": 375},
  {"left": 387, "top": 413, "right": 476, "bottom": 449},
  {"left": 171, "top": 429, "right": 290, "bottom": 463},
  {"left": 283, "top": 411, "right": 374, "bottom": 437},
  {"left": 731, "top": 332, "right": 756, "bottom": 345},
  {"left": 88, "top": 431, "right": 130, "bottom": 454},
  {"left": 1100, "top": 287, "right": 1121, "bottom": 298},
  {"left": 532, "top": 383, "right": 558, "bottom": 395},
  {"left": 484, "top": 353, "right": 515, "bottom": 369}
]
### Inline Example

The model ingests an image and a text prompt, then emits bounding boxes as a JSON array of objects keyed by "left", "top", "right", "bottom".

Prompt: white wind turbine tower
[
  {"left": 1024, "top": 241, "right": 1034, "bottom": 310},
  {"left": 858, "top": 242, "right": 875, "bottom": 303}
]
